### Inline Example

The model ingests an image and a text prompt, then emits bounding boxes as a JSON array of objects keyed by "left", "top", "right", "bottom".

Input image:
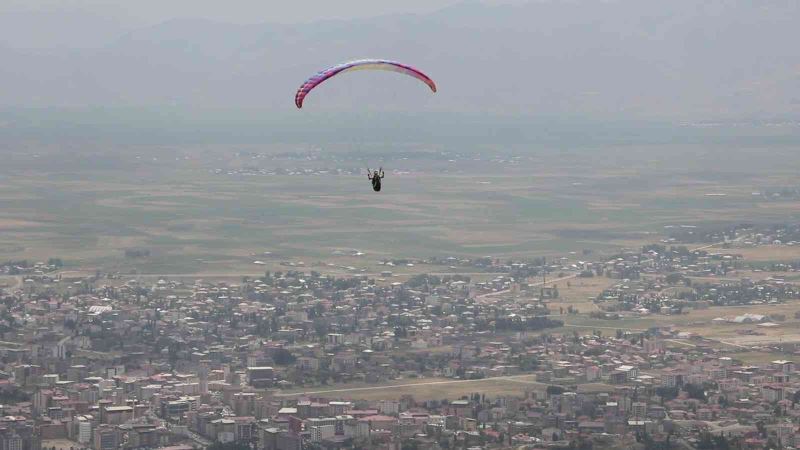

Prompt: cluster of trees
[
  {"left": 589, "top": 311, "right": 619, "bottom": 320},
  {"left": 546, "top": 385, "right": 565, "bottom": 396},
  {"left": 0, "top": 388, "right": 30, "bottom": 403},
  {"left": 696, "top": 433, "right": 735, "bottom": 450},
  {"left": 475, "top": 316, "right": 563, "bottom": 332},
  {"left": 654, "top": 383, "right": 708, "bottom": 403},
  {"left": 271, "top": 348, "right": 296, "bottom": 366},
  {"left": 694, "top": 281, "right": 798, "bottom": 306},
  {"left": 635, "top": 431, "right": 674, "bottom": 450},
  {"left": 124, "top": 248, "right": 150, "bottom": 258},
  {"left": 558, "top": 306, "right": 578, "bottom": 315},
  {"left": 684, "top": 383, "right": 707, "bottom": 401},
  {"left": 1, "top": 258, "right": 62, "bottom": 273},
  {"left": 407, "top": 274, "right": 442, "bottom": 288},
  {"left": 47, "top": 257, "right": 64, "bottom": 267}
]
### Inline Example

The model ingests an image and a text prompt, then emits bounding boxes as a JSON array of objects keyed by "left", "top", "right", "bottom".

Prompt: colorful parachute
[{"left": 295, "top": 59, "right": 437, "bottom": 108}]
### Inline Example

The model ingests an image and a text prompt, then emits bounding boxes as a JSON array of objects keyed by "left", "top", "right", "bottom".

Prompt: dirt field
[
  {"left": 551, "top": 294, "right": 800, "bottom": 353},
  {"left": 726, "top": 351, "right": 789, "bottom": 365},
  {"left": 277, "top": 375, "right": 548, "bottom": 401},
  {"left": 544, "top": 276, "right": 613, "bottom": 314},
  {"left": 724, "top": 245, "right": 800, "bottom": 262}
]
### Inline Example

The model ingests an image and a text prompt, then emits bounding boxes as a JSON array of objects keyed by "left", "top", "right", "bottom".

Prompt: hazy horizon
[
  {"left": 0, "top": 0, "right": 797, "bottom": 122},
  {"left": 0, "top": 0, "right": 468, "bottom": 26}
]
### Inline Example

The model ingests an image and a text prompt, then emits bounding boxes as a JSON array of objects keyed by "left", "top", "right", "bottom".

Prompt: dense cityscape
[{"left": 0, "top": 224, "right": 799, "bottom": 450}]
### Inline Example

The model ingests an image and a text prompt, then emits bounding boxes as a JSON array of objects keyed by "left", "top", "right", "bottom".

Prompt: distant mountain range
[{"left": 0, "top": 0, "right": 798, "bottom": 120}]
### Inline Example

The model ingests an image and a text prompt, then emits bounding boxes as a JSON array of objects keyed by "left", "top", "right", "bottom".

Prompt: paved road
[
  {"left": 275, "top": 374, "right": 546, "bottom": 397},
  {"left": 664, "top": 339, "right": 698, "bottom": 348},
  {"left": 183, "top": 428, "right": 212, "bottom": 447},
  {"left": 561, "top": 323, "right": 647, "bottom": 332},
  {"left": 476, "top": 273, "right": 580, "bottom": 300},
  {"left": 689, "top": 233, "right": 749, "bottom": 252}
]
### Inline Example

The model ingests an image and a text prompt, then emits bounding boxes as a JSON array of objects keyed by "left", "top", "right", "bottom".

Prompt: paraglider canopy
[{"left": 295, "top": 59, "right": 437, "bottom": 108}]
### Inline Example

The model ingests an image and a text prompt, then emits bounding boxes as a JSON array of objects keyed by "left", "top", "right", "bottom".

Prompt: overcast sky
[{"left": 0, "top": 0, "right": 469, "bottom": 24}]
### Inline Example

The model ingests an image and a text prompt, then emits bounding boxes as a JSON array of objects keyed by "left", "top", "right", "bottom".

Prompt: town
[{"left": 1, "top": 223, "right": 800, "bottom": 450}]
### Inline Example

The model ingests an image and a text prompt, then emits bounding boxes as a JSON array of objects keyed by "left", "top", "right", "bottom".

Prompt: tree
[
  {"left": 683, "top": 383, "right": 706, "bottom": 402},
  {"left": 546, "top": 385, "right": 564, "bottom": 396},
  {"left": 313, "top": 319, "right": 329, "bottom": 340},
  {"left": 665, "top": 273, "right": 683, "bottom": 284},
  {"left": 273, "top": 348, "right": 296, "bottom": 366},
  {"left": 47, "top": 257, "right": 64, "bottom": 268},
  {"left": 756, "top": 421, "right": 767, "bottom": 438},
  {"left": 655, "top": 386, "right": 679, "bottom": 402},
  {"left": 401, "top": 439, "right": 420, "bottom": 450}
]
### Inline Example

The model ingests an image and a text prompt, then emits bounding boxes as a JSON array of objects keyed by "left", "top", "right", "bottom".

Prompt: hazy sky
[
  {"left": 0, "top": 0, "right": 795, "bottom": 119},
  {"left": 0, "top": 0, "right": 467, "bottom": 24}
]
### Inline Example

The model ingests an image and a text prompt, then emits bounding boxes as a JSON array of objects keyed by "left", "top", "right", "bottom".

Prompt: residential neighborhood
[{"left": 2, "top": 223, "right": 800, "bottom": 449}]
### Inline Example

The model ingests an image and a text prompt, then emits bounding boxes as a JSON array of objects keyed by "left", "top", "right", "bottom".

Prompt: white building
[{"left": 77, "top": 418, "right": 92, "bottom": 444}]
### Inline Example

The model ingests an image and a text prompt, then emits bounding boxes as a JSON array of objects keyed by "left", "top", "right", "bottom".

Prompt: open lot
[
  {"left": 543, "top": 275, "right": 613, "bottom": 314},
  {"left": 277, "top": 375, "right": 548, "bottom": 401},
  {"left": 724, "top": 245, "right": 800, "bottom": 262},
  {"left": 277, "top": 376, "right": 618, "bottom": 401},
  {"left": 557, "top": 299, "right": 800, "bottom": 347}
]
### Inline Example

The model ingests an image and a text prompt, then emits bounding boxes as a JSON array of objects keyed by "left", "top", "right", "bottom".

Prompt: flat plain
[{"left": 2, "top": 139, "right": 800, "bottom": 274}]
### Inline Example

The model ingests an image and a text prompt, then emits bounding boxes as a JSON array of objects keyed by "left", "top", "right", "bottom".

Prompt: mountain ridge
[{"left": 0, "top": 0, "right": 797, "bottom": 120}]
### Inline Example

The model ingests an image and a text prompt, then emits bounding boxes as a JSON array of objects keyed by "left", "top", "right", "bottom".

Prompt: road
[
  {"left": 689, "top": 232, "right": 749, "bottom": 252},
  {"left": 561, "top": 323, "right": 647, "bottom": 332},
  {"left": 717, "top": 340, "right": 751, "bottom": 349},
  {"left": 183, "top": 428, "right": 212, "bottom": 447},
  {"left": 664, "top": 339, "right": 698, "bottom": 348},
  {"left": 275, "top": 374, "right": 546, "bottom": 397},
  {"left": 152, "top": 410, "right": 212, "bottom": 447},
  {"left": 476, "top": 273, "right": 580, "bottom": 300}
]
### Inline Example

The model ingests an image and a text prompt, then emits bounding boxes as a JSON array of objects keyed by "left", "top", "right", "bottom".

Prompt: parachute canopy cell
[{"left": 295, "top": 59, "right": 437, "bottom": 109}]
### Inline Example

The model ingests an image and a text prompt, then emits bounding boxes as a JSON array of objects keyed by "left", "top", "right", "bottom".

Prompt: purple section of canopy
[{"left": 295, "top": 59, "right": 437, "bottom": 108}]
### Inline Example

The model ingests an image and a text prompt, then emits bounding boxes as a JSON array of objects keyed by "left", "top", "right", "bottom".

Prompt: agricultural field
[{"left": 1, "top": 137, "right": 800, "bottom": 274}]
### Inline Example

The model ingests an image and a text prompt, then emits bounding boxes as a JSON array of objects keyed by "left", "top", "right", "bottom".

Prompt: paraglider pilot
[{"left": 367, "top": 167, "right": 385, "bottom": 192}]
